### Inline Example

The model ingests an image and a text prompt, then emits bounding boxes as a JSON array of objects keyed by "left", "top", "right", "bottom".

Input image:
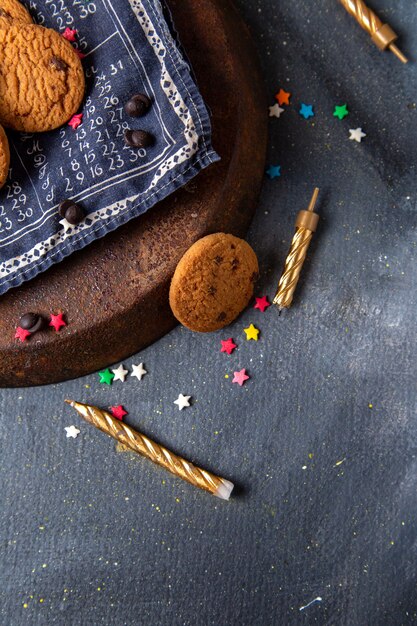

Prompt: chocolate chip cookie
[
  {"left": 0, "top": 20, "right": 85, "bottom": 132},
  {"left": 169, "top": 233, "right": 259, "bottom": 332},
  {"left": 0, "top": 123, "right": 10, "bottom": 189},
  {"left": 0, "top": 0, "right": 32, "bottom": 23}
]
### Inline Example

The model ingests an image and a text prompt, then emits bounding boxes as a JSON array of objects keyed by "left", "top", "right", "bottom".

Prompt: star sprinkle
[
  {"left": 333, "top": 104, "right": 349, "bottom": 120},
  {"left": 266, "top": 165, "right": 281, "bottom": 179},
  {"left": 220, "top": 338, "right": 237, "bottom": 355},
  {"left": 131, "top": 363, "right": 147, "bottom": 381},
  {"left": 112, "top": 364, "right": 128, "bottom": 382},
  {"left": 254, "top": 296, "right": 270, "bottom": 312},
  {"left": 65, "top": 425, "right": 80, "bottom": 438},
  {"left": 110, "top": 405, "right": 128, "bottom": 420},
  {"left": 299, "top": 103, "right": 314, "bottom": 119},
  {"left": 174, "top": 394, "right": 191, "bottom": 410},
  {"left": 15, "top": 327, "right": 31, "bottom": 342},
  {"left": 269, "top": 103, "right": 284, "bottom": 118},
  {"left": 62, "top": 27, "right": 77, "bottom": 42},
  {"left": 244, "top": 324, "right": 260, "bottom": 341},
  {"left": 68, "top": 113, "right": 83, "bottom": 130},
  {"left": 275, "top": 88, "right": 291, "bottom": 106},
  {"left": 349, "top": 127, "right": 366, "bottom": 142},
  {"left": 98, "top": 368, "right": 114, "bottom": 385},
  {"left": 49, "top": 313, "right": 67, "bottom": 332},
  {"left": 232, "top": 369, "right": 250, "bottom": 387}
]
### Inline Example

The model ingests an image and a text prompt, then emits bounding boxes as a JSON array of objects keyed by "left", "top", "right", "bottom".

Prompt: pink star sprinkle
[
  {"left": 232, "top": 368, "right": 250, "bottom": 387},
  {"left": 62, "top": 27, "right": 77, "bottom": 42},
  {"left": 220, "top": 338, "right": 237, "bottom": 355},
  {"left": 68, "top": 113, "right": 83, "bottom": 130},
  {"left": 254, "top": 296, "right": 270, "bottom": 312},
  {"left": 15, "top": 327, "right": 31, "bottom": 342},
  {"left": 49, "top": 313, "right": 67, "bottom": 332},
  {"left": 110, "top": 405, "right": 128, "bottom": 420},
  {"left": 74, "top": 49, "right": 86, "bottom": 59}
]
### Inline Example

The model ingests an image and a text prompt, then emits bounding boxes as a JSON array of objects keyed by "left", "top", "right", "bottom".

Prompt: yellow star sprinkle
[{"left": 244, "top": 323, "right": 260, "bottom": 341}]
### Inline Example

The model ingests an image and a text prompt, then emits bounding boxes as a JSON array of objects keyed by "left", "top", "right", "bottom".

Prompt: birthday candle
[
  {"left": 339, "top": 0, "right": 407, "bottom": 63},
  {"left": 65, "top": 400, "right": 234, "bottom": 500},
  {"left": 273, "top": 188, "right": 320, "bottom": 311}
]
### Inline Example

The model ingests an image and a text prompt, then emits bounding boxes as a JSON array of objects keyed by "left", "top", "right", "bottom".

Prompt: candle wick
[
  {"left": 307, "top": 187, "right": 320, "bottom": 212},
  {"left": 389, "top": 43, "right": 408, "bottom": 64}
]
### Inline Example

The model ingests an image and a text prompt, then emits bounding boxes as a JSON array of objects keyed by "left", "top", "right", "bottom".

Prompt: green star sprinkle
[
  {"left": 98, "top": 368, "right": 115, "bottom": 385},
  {"left": 333, "top": 104, "right": 349, "bottom": 120}
]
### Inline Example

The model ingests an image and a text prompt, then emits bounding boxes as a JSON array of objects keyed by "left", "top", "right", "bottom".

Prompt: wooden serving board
[{"left": 0, "top": 0, "right": 267, "bottom": 387}]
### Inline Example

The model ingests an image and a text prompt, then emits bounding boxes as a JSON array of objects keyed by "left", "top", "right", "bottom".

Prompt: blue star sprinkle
[
  {"left": 299, "top": 103, "right": 314, "bottom": 119},
  {"left": 266, "top": 165, "right": 281, "bottom": 179}
]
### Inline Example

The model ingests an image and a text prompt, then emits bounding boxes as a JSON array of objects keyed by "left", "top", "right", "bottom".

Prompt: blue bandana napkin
[{"left": 0, "top": 0, "right": 219, "bottom": 296}]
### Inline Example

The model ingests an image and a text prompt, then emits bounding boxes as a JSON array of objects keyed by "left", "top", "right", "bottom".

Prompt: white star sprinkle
[
  {"left": 112, "top": 363, "right": 128, "bottom": 382},
  {"left": 65, "top": 425, "right": 80, "bottom": 438},
  {"left": 59, "top": 218, "right": 73, "bottom": 233},
  {"left": 174, "top": 394, "right": 191, "bottom": 410},
  {"left": 269, "top": 103, "right": 284, "bottom": 118},
  {"left": 349, "top": 127, "right": 366, "bottom": 143},
  {"left": 131, "top": 363, "right": 147, "bottom": 381}
]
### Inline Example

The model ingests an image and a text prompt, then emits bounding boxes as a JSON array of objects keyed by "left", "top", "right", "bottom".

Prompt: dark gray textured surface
[{"left": 1, "top": 1, "right": 416, "bottom": 624}]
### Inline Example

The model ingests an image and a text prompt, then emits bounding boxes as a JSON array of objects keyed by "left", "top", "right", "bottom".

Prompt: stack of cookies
[{"left": 0, "top": 0, "right": 85, "bottom": 188}]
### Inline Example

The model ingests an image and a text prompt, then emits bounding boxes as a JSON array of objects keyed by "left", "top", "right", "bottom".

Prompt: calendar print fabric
[{"left": 0, "top": 0, "right": 219, "bottom": 296}]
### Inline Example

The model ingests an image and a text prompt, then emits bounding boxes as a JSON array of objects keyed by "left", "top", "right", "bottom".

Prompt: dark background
[{"left": 1, "top": 0, "right": 416, "bottom": 624}]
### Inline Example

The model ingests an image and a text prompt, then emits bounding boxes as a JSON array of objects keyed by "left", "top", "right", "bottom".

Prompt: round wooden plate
[{"left": 0, "top": 0, "right": 267, "bottom": 387}]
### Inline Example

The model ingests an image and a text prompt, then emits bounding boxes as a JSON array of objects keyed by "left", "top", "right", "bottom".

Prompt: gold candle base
[
  {"left": 339, "top": 0, "right": 408, "bottom": 63},
  {"left": 65, "top": 400, "right": 234, "bottom": 500},
  {"left": 273, "top": 188, "right": 320, "bottom": 311}
]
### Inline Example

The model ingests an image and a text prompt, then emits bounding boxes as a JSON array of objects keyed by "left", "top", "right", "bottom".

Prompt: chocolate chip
[
  {"left": 19, "top": 313, "right": 44, "bottom": 333},
  {"left": 124, "top": 129, "right": 154, "bottom": 149},
  {"left": 124, "top": 94, "right": 151, "bottom": 117},
  {"left": 58, "top": 199, "right": 85, "bottom": 225},
  {"left": 208, "top": 286, "right": 217, "bottom": 295},
  {"left": 51, "top": 56, "right": 68, "bottom": 72},
  {"left": 231, "top": 258, "right": 239, "bottom": 270},
  {"left": 19, "top": 313, "right": 38, "bottom": 330},
  {"left": 214, "top": 256, "right": 223, "bottom": 265},
  {"left": 64, "top": 203, "right": 85, "bottom": 225},
  {"left": 0, "top": 9, "right": 10, "bottom": 17},
  {"left": 58, "top": 199, "right": 73, "bottom": 218},
  {"left": 217, "top": 312, "right": 227, "bottom": 322}
]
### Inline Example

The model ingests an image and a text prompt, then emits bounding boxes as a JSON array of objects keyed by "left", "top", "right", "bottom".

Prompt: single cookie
[
  {"left": 169, "top": 233, "right": 259, "bottom": 332},
  {"left": 0, "top": 123, "right": 10, "bottom": 189},
  {"left": 0, "top": 20, "right": 85, "bottom": 132},
  {"left": 0, "top": 0, "right": 32, "bottom": 23}
]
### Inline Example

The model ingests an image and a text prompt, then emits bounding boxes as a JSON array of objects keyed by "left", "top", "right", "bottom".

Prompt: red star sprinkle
[
  {"left": 232, "top": 368, "right": 250, "bottom": 387},
  {"left": 49, "top": 313, "right": 67, "bottom": 332},
  {"left": 110, "top": 405, "right": 128, "bottom": 420},
  {"left": 15, "top": 327, "right": 31, "bottom": 342},
  {"left": 220, "top": 338, "right": 237, "bottom": 355},
  {"left": 68, "top": 113, "right": 83, "bottom": 130},
  {"left": 62, "top": 27, "right": 77, "bottom": 42},
  {"left": 74, "top": 49, "right": 86, "bottom": 59},
  {"left": 275, "top": 88, "right": 291, "bottom": 106},
  {"left": 254, "top": 296, "right": 271, "bottom": 312}
]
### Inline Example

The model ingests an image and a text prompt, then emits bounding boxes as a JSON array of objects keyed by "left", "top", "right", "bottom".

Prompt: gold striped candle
[{"left": 65, "top": 400, "right": 234, "bottom": 500}]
